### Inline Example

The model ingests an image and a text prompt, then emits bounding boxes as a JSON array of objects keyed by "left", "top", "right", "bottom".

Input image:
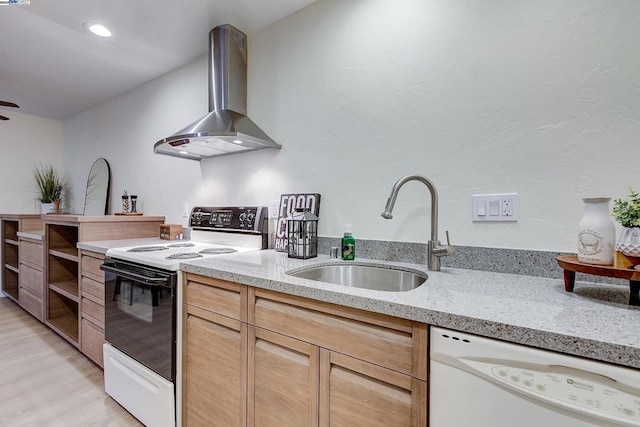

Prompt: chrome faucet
[{"left": 381, "top": 175, "right": 454, "bottom": 271}]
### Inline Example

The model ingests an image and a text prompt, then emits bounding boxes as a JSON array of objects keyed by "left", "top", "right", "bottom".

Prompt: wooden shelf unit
[
  {"left": 43, "top": 215, "right": 165, "bottom": 349},
  {"left": 48, "top": 289, "right": 80, "bottom": 343},
  {"left": 1, "top": 215, "right": 44, "bottom": 304}
]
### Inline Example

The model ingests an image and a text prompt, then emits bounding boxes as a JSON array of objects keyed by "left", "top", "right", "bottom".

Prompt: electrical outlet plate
[{"left": 472, "top": 193, "right": 518, "bottom": 222}]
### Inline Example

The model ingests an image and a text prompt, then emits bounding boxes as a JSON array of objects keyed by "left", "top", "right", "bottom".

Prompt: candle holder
[{"left": 287, "top": 208, "right": 318, "bottom": 259}]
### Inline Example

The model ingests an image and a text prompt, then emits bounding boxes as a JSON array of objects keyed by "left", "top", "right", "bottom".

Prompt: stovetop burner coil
[
  {"left": 199, "top": 248, "right": 238, "bottom": 255},
  {"left": 165, "top": 253, "right": 203, "bottom": 260},
  {"left": 127, "top": 246, "right": 168, "bottom": 252},
  {"left": 166, "top": 242, "right": 196, "bottom": 248}
]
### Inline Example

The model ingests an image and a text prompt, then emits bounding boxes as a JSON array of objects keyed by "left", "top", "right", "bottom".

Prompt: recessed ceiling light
[
  {"left": 85, "top": 23, "right": 112, "bottom": 38},
  {"left": 232, "top": 139, "right": 243, "bottom": 145}
]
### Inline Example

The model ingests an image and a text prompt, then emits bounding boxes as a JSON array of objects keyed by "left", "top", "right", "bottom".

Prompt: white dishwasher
[{"left": 430, "top": 326, "right": 640, "bottom": 426}]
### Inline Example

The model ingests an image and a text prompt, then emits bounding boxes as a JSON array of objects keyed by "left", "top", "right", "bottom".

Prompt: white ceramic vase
[
  {"left": 616, "top": 227, "right": 640, "bottom": 257},
  {"left": 577, "top": 198, "right": 615, "bottom": 265},
  {"left": 41, "top": 202, "right": 54, "bottom": 214}
]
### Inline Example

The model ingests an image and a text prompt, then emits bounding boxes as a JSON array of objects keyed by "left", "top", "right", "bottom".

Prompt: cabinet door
[
  {"left": 81, "top": 317, "right": 105, "bottom": 367},
  {"left": 184, "top": 305, "right": 247, "bottom": 427},
  {"left": 248, "top": 326, "right": 319, "bottom": 427},
  {"left": 320, "top": 350, "right": 426, "bottom": 427}
]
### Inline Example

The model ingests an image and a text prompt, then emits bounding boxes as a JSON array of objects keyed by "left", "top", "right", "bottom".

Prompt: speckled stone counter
[{"left": 180, "top": 250, "right": 640, "bottom": 370}]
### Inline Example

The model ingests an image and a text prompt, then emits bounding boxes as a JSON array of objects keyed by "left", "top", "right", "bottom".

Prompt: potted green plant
[
  {"left": 612, "top": 187, "right": 640, "bottom": 257},
  {"left": 33, "top": 163, "right": 65, "bottom": 214}
]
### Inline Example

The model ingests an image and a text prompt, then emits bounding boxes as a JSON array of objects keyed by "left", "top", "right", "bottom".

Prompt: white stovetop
[{"left": 100, "top": 230, "right": 265, "bottom": 270}]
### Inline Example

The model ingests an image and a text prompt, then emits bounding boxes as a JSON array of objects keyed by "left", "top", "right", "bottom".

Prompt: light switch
[
  {"left": 489, "top": 200, "right": 500, "bottom": 216},
  {"left": 472, "top": 193, "right": 518, "bottom": 222}
]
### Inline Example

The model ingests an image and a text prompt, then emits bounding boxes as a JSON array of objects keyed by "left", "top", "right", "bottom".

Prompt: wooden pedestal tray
[{"left": 556, "top": 254, "right": 640, "bottom": 306}]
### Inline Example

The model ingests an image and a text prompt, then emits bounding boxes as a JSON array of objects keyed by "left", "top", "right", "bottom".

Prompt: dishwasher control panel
[
  {"left": 489, "top": 365, "right": 640, "bottom": 423},
  {"left": 430, "top": 326, "right": 640, "bottom": 426}
]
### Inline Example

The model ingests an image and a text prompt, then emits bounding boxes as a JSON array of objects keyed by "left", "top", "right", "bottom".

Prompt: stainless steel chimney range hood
[{"left": 154, "top": 24, "right": 280, "bottom": 161}]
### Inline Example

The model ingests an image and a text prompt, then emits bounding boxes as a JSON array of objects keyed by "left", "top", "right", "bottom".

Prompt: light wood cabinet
[
  {"left": 320, "top": 349, "right": 426, "bottom": 427},
  {"left": 184, "top": 305, "right": 247, "bottom": 427},
  {"left": 183, "top": 273, "right": 428, "bottom": 427},
  {"left": 248, "top": 326, "right": 319, "bottom": 427},
  {"left": 19, "top": 236, "right": 45, "bottom": 321},
  {"left": 43, "top": 215, "right": 164, "bottom": 349},
  {"left": 80, "top": 250, "right": 105, "bottom": 367},
  {"left": 1, "top": 215, "right": 43, "bottom": 305}
]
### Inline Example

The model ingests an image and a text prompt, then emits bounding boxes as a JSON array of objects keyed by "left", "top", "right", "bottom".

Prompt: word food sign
[{"left": 274, "top": 193, "right": 321, "bottom": 252}]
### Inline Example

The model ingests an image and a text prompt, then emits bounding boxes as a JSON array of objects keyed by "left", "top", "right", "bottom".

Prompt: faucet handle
[{"left": 433, "top": 230, "right": 455, "bottom": 256}]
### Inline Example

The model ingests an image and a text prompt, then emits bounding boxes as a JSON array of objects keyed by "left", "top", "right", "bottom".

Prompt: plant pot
[
  {"left": 41, "top": 202, "right": 54, "bottom": 214},
  {"left": 616, "top": 227, "right": 640, "bottom": 257}
]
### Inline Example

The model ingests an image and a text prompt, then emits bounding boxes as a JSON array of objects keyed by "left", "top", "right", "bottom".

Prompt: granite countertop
[
  {"left": 78, "top": 237, "right": 640, "bottom": 369},
  {"left": 180, "top": 250, "right": 640, "bottom": 369}
]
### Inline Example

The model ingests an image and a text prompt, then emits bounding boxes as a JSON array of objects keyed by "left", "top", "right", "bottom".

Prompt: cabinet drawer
[
  {"left": 20, "top": 263, "right": 43, "bottom": 296},
  {"left": 250, "top": 289, "right": 427, "bottom": 380},
  {"left": 20, "top": 239, "right": 43, "bottom": 268},
  {"left": 81, "top": 317, "right": 104, "bottom": 368},
  {"left": 81, "top": 295, "right": 104, "bottom": 327},
  {"left": 80, "top": 252, "right": 105, "bottom": 282},
  {"left": 184, "top": 273, "right": 247, "bottom": 322},
  {"left": 20, "top": 287, "right": 44, "bottom": 322},
  {"left": 81, "top": 276, "right": 104, "bottom": 304}
]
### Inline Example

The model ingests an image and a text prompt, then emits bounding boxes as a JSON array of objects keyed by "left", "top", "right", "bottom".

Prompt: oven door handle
[{"left": 100, "top": 264, "right": 173, "bottom": 287}]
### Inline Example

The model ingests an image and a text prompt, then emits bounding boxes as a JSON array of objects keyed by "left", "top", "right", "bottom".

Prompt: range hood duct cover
[{"left": 154, "top": 24, "right": 280, "bottom": 160}]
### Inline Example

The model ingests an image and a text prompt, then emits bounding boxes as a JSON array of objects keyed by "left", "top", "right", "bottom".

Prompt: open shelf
[
  {"left": 48, "top": 254, "right": 79, "bottom": 292},
  {"left": 2, "top": 267, "right": 19, "bottom": 301},
  {"left": 3, "top": 242, "right": 18, "bottom": 269},
  {"left": 47, "top": 289, "right": 79, "bottom": 345},
  {"left": 48, "top": 224, "right": 79, "bottom": 257},
  {"left": 49, "top": 249, "right": 79, "bottom": 263},
  {"left": 49, "top": 280, "right": 79, "bottom": 301},
  {"left": 3, "top": 220, "right": 18, "bottom": 241}
]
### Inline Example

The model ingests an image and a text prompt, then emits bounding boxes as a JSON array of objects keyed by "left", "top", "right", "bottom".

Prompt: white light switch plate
[{"left": 472, "top": 193, "right": 518, "bottom": 222}]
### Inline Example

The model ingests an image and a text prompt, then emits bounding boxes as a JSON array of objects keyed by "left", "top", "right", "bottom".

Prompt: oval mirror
[{"left": 83, "top": 158, "right": 111, "bottom": 215}]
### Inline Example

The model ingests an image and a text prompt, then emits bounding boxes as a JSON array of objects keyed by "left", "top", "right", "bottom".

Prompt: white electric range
[{"left": 101, "top": 206, "right": 268, "bottom": 427}]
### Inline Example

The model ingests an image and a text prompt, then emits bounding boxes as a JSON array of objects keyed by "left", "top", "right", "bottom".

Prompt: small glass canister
[
  {"left": 287, "top": 208, "right": 318, "bottom": 259},
  {"left": 121, "top": 190, "right": 130, "bottom": 213}
]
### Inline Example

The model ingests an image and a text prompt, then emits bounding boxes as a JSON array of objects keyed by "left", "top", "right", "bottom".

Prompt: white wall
[
  {"left": 63, "top": 0, "right": 640, "bottom": 252},
  {"left": 0, "top": 110, "right": 64, "bottom": 213}
]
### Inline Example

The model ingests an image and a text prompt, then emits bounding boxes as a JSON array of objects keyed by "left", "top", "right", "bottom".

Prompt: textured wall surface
[
  {"left": 0, "top": 110, "right": 63, "bottom": 213},
  {"left": 63, "top": 0, "right": 640, "bottom": 252}
]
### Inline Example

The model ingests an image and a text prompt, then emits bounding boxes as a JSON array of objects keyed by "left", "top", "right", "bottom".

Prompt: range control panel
[{"left": 189, "top": 206, "right": 268, "bottom": 234}]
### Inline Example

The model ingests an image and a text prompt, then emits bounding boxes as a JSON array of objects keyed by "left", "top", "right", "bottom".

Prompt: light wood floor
[{"left": 0, "top": 297, "right": 143, "bottom": 426}]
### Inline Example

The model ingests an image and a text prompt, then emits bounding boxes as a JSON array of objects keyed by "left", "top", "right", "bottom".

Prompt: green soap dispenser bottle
[{"left": 342, "top": 224, "right": 355, "bottom": 260}]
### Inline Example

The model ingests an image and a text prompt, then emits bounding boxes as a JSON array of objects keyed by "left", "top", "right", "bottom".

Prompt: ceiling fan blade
[
  {"left": 0, "top": 101, "right": 19, "bottom": 108},
  {"left": 0, "top": 115, "right": 9, "bottom": 121}
]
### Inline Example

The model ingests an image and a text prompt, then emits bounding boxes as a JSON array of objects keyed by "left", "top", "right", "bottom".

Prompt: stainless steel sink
[{"left": 286, "top": 263, "right": 427, "bottom": 292}]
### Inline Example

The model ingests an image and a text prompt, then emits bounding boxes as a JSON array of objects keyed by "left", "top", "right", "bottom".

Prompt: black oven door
[{"left": 101, "top": 258, "right": 177, "bottom": 381}]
